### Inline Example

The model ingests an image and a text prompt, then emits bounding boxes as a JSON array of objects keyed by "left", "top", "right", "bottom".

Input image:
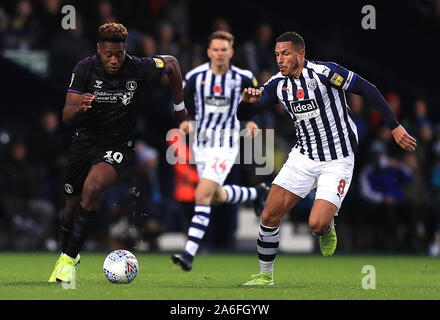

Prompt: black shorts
[{"left": 64, "top": 136, "right": 134, "bottom": 196}]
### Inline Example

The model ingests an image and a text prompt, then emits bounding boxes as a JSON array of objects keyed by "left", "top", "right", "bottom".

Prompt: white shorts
[
  {"left": 192, "top": 145, "right": 239, "bottom": 186},
  {"left": 272, "top": 147, "right": 355, "bottom": 212}
]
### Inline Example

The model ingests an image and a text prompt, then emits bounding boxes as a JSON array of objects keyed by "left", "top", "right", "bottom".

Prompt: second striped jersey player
[
  {"left": 183, "top": 55, "right": 258, "bottom": 149},
  {"left": 171, "top": 31, "right": 269, "bottom": 272}
]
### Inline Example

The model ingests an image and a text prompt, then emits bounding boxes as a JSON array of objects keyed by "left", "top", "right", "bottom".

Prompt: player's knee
[
  {"left": 195, "top": 188, "right": 214, "bottom": 205},
  {"left": 308, "top": 218, "right": 329, "bottom": 235},
  {"left": 82, "top": 180, "right": 105, "bottom": 203},
  {"left": 261, "top": 209, "right": 282, "bottom": 227}
]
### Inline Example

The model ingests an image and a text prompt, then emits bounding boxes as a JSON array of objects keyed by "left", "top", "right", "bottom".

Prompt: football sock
[
  {"left": 257, "top": 223, "right": 280, "bottom": 274},
  {"left": 58, "top": 209, "right": 74, "bottom": 253},
  {"left": 65, "top": 205, "right": 98, "bottom": 259},
  {"left": 223, "top": 185, "right": 257, "bottom": 204},
  {"left": 183, "top": 205, "right": 211, "bottom": 259}
]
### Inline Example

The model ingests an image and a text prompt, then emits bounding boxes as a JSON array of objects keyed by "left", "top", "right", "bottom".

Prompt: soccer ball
[{"left": 103, "top": 249, "right": 139, "bottom": 284}]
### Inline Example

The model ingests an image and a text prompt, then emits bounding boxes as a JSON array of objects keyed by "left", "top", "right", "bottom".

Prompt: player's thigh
[
  {"left": 195, "top": 178, "right": 220, "bottom": 204},
  {"left": 84, "top": 147, "right": 133, "bottom": 194},
  {"left": 261, "top": 184, "right": 302, "bottom": 227},
  {"left": 272, "top": 149, "right": 317, "bottom": 199},
  {"left": 83, "top": 162, "right": 118, "bottom": 195},
  {"left": 315, "top": 154, "right": 354, "bottom": 213}
]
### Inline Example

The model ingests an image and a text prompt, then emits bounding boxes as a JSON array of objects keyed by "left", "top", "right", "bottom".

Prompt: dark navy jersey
[{"left": 67, "top": 54, "right": 165, "bottom": 145}]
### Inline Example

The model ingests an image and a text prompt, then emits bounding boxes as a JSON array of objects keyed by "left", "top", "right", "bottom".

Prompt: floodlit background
[{"left": 0, "top": 0, "right": 439, "bottom": 256}]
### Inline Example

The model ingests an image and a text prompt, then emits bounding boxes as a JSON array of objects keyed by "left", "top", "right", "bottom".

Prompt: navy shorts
[{"left": 64, "top": 135, "right": 134, "bottom": 196}]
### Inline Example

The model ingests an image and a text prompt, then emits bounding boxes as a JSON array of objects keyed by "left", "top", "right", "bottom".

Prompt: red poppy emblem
[
  {"left": 214, "top": 85, "right": 222, "bottom": 94},
  {"left": 297, "top": 89, "right": 304, "bottom": 99}
]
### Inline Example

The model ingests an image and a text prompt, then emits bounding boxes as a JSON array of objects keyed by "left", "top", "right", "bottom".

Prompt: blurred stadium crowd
[{"left": 0, "top": 0, "right": 439, "bottom": 255}]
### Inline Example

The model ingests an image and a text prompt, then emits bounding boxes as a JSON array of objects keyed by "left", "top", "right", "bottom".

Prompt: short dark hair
[
  {"left": 98, "top": 23, "right": 128, "bottom": 43},
  {"left": 276, "top": 31, "right": 305, "bottom": 51},
  {"left": 208, "top": 30, "right": 234, "bottom": 47}
]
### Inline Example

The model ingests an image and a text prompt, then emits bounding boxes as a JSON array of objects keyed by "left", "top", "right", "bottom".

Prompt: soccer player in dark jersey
[
  {"left": 237, "top": 31, "right": 417, "bottom": 286},
  {"left": 48, "top": 23, "right": 187, "bottom": 283}
]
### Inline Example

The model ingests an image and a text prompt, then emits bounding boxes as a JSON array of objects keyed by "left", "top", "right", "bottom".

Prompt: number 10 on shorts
[{"left": 104, "top": 150, "right": 123, "bottom": 164}]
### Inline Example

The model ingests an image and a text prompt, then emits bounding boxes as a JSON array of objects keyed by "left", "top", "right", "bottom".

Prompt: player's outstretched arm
[
  {"left": 62, "top": 92, "right": 95, "bottom": 125},
  {"left": 237, "top": 87, "right": 265, "bottom": 121},
  {"left": 349, "top": 75, "right": 417, "bottom": 152},
  {"left": 391, "top": 125, "right": 417, "bottom": 152},
  {"left": 161, "top": 55, "right": 188, "bottom": 122}
]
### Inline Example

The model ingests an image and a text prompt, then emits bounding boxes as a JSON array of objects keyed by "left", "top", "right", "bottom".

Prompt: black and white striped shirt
[
  {"left": 184, "top": 62, "right": 257, "bottom": 148},
  {"left": 253, "top": 60, "right": 359, "bottom": 161}
]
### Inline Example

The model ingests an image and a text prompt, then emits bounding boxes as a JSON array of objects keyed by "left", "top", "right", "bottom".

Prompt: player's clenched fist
[
  {"left": 242, "top": 87, "right": 264, "bottom": 103},
  {"left": 78, "top": 93, "right": 95, "bottom": 112}
]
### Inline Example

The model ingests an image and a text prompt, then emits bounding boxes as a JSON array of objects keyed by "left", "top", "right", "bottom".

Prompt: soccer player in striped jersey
[
  {"left": 171, "top": 31, "right": 269, "bottom": 272},
  {"left": 238, "top": 31, "right": 417, "bottom": 286}
]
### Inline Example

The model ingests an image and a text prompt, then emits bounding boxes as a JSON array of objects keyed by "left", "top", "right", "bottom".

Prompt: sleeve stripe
[
  {"left": 347, "top": 73, "right": 357, "bottom": 91},
  {"left": 342, "top": 70, "right": 354, "bottom": 91},
  {"left": 67, "top": 89, "right": 83, "bottom": 94}
]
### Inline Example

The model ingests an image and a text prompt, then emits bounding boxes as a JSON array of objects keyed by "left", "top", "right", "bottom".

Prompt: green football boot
[
  {"left": 242, "top": 272, "right": 274, "bottom": 286},
  {"left": 55, "top": 254, "right": 76, "bottom": 283},
  {"left": 48, "top": 253, "right": 80, "bottom": 283},
  {"left": 319, "top": 223, "right": 337, "bottom": 256}
]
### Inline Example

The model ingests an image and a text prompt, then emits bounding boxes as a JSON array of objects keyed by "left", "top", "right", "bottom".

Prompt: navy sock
[
  {"left": 65, "top": 206, "right": 98, "bottom": 259},
  {"left": 58, "top": 210, "right": 73, "bottom": 253}
]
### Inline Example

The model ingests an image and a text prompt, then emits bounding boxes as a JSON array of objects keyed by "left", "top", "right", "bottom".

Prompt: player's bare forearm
[
  {"left": 391, "top": 125, "right": 417, "bottom": 152},
  {"left": 162, "top": 55, "right": 188, "bottom": 122},
  {"left": 162, "top": 55, "right": 184, "bottom": 104},
  {"left": 237, "top": 88, "right": 265, "bottom": 121},
  {"left": 62, "top": 92, "right": 94, "bottom": 125}
]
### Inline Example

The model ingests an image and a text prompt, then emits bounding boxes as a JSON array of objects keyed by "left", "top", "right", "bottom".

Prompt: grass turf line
[{"left": 0, "top": 252, "right": 439, "bottom": 300}]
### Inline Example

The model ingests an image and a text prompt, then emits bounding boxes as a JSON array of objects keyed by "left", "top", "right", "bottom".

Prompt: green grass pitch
[{"left": 0, "top": 252, "right": 439, "bottom": 300}]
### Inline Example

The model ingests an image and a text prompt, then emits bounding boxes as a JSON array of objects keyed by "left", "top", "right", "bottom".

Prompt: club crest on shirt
[
  {"left": 307, "top": 79, "right": 318, "bottom": 91},
  {"left": 126, "top": 80, "right": 137, "bottom": 91}
]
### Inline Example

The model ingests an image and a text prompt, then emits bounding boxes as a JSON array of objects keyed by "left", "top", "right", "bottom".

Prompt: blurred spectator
[
  {"left": 401, "top": 152, "right": 433, "bottom": 253},
  {"left": 49, "top": 15, "right": 94, "bottom": 90},
  {"left": 369, "top": 92, "right": 401, "bottom": 129},
  {"left": 26, "top": 109, "right": 68, "bottom": 210},
  {"left": 2, "top": 0, "right": 41, "bottom": 50},
  {"left": 242, "top": 23, "right": 278, "bottom": 75},
  {"left": 156, "top": 21, "right": 179, "bottom": 57},
  {"left": 359, "top": 138, "right": 413, "bottom": 251},
  {"left": 37, "top": 0, "right": 62, "bottom": 48},
  {"left": 429, "top": 135, "right": 440, "bottom": 255},
  {"left": 0, "top": 139, "right": 56, "bottom": 250},
  {"left": 162, "top": 0, "right": 189, "bottom": 36},
  {"left": 142, "top": 34, "right": 157, "bottom": 56},
  {"left": 348, "top": 93, "right": 368, "bottom": 143},
  {"left": 97, "top": 0, "right": 117, "bottom": 25},
  {"left": 165, "top": 128, "right": 199, "bottom": 233},
  {"left": 211, "top": 18, "right": 231, "bottom": 33}
]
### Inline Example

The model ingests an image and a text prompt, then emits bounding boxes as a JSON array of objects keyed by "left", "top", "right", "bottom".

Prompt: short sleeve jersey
[{"left": 67, "top": 54, "right": 165, "bottom": 145}]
